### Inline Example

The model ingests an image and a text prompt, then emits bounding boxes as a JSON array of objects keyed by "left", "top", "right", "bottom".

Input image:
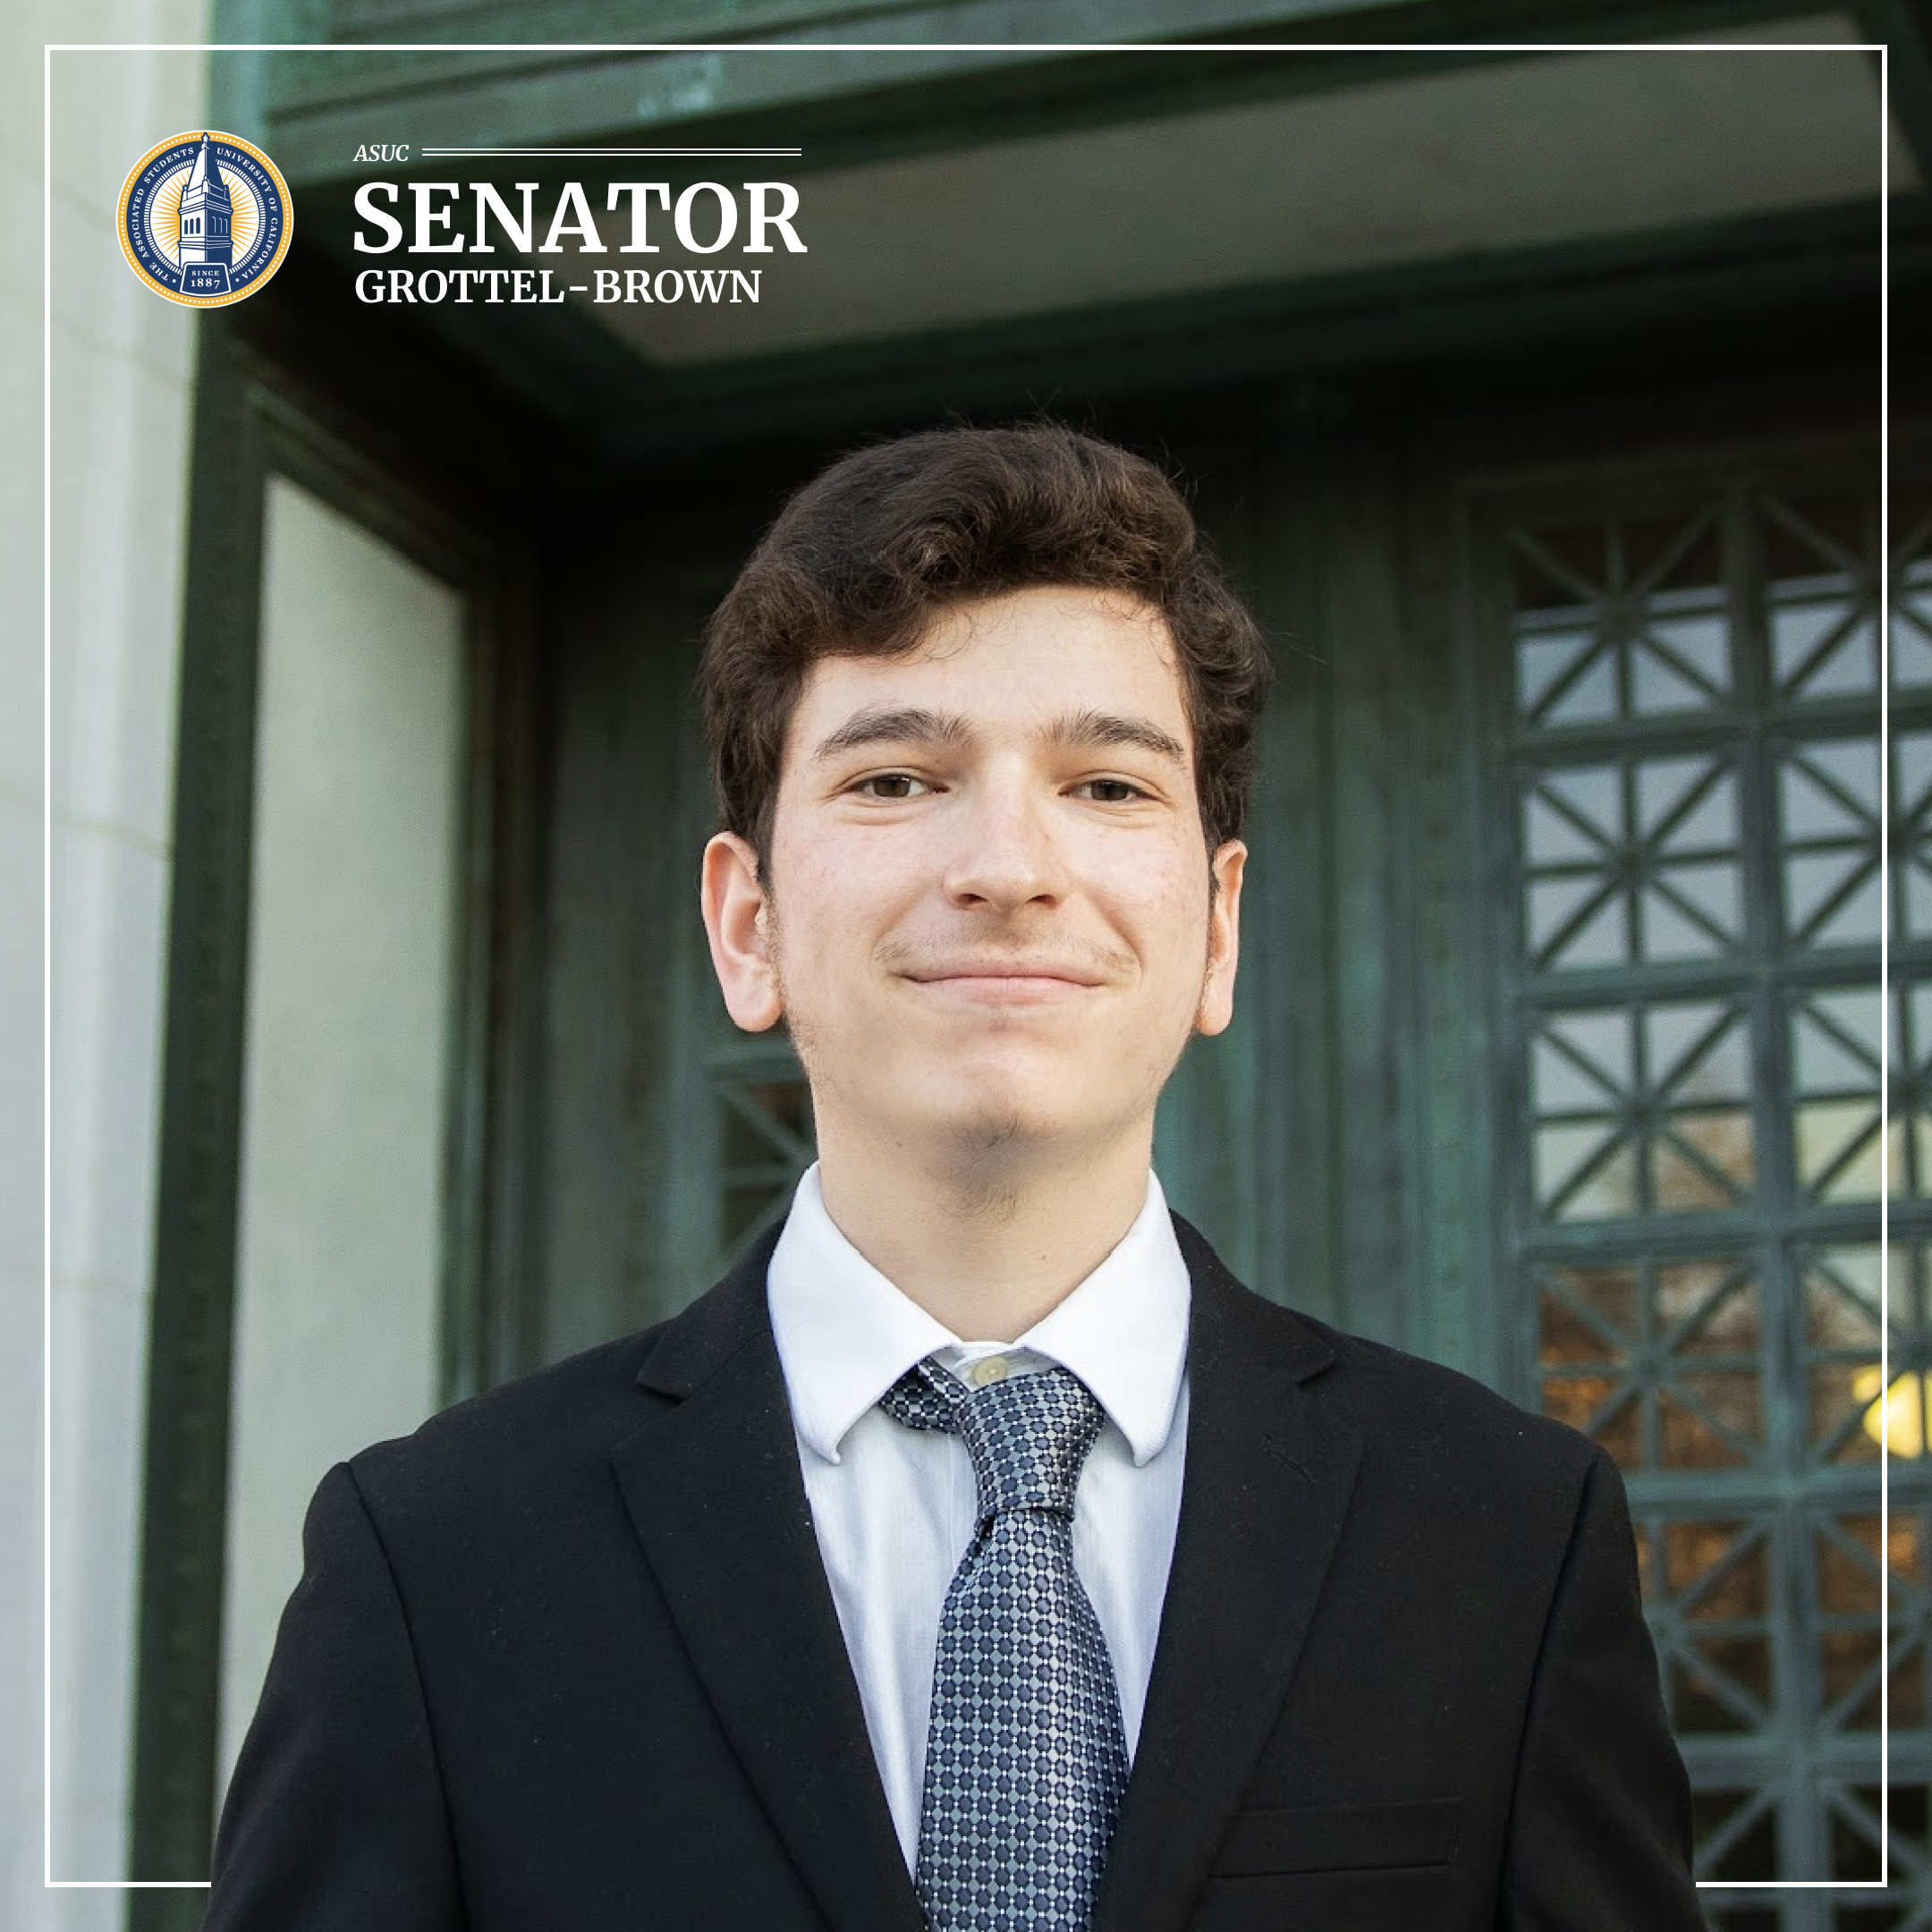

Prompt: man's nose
[{"left": 940, "top": 779, "right": 1071, "bottom": 912}]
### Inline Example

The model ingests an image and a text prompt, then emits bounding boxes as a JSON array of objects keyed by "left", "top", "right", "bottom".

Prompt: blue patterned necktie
[{"left": 879, "top": 1358, "right": 1130, "bottom": 1932}]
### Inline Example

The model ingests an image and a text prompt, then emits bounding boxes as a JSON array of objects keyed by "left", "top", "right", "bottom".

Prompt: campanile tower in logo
[{"left": 176, "top": 133, "right": 236, "bottom": 293}]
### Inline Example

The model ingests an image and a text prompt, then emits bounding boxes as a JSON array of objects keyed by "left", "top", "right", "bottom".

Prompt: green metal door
[{"left": 1473, "top": 436, "right": 1929, "bottom": 1919}]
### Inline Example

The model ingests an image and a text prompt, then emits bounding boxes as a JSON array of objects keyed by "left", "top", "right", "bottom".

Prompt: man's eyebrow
[
  {"left": 809, "top": 703, "right": 1189, "bottom": 769},
  {"left": 810, "top": 707, "right": 970, "bottom": 762},
  {"left": 1047, "top": 708, "right": 1189, "bottom": 769}
]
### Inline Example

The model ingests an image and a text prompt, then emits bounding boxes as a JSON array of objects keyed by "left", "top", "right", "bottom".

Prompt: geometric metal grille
[
  {"left": 1495, "top": 462, "right": 1929, "bottom": 1920},
  {"left": 705, "top": 1028, "right": 815, "bottom": 1269}
]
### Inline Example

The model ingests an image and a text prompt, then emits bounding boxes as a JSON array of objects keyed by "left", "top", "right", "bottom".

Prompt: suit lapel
[
  {"left": 1093, "top": 1217, "right": 1363, "bottom": 1932},
  {"left": 610, "top": 1237, "right": 926, "bottom": 1932}
]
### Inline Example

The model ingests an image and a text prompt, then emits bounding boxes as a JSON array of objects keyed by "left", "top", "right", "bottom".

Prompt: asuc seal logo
[{"left": 118, "top": 131, "right": 292, "bottom": 307}]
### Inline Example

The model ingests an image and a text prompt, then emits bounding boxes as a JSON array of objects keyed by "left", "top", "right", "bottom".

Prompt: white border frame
[{"left": 45, "top": 26, "right": 1901, "bottom": 1901}]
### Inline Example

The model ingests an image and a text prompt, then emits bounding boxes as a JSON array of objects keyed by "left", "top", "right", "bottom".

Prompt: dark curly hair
[{"left": 699, "top": 422, "right": 1270, "bottom": 877}]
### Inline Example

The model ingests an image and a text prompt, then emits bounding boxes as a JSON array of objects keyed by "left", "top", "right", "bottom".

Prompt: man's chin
[{"left": 922, "top": 1096, "right": 1088, "bottom": 1168}]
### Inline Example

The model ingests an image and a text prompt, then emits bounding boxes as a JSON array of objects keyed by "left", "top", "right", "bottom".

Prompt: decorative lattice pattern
[
  {"left": 1500, "top": 475, "right": 1930, "bottom": 1909},
  {"left": 1529, "top": 999, "right": 1756, "bottom": 1222},
  {"left": 1521, "top": 754, "right": 1744, "bottom": 970},
  {"left": 708, "top": 1035, "right": 815, "bottom": 1265},
  {"left": 1538, "top": 1253, "right": 1766, "bottom": 1470}
]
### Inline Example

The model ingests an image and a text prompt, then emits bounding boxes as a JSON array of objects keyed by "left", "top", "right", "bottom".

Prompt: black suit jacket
[{"left": 205, "top": 1216, "right": 1704, "bottom": 1931}]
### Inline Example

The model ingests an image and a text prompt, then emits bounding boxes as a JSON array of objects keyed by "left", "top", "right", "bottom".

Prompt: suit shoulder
[
  {"left": 341, "top": 1318, "right": 675, "bottom": 1513},
  {"left": 335, "top": 1233, "right": 779, "bottom": 1537},
  {"left": 1335, "top": 1320, "right": 1591, "bottom": 1462},
  {"left": 1176, "top": 1214, "right": 1596, "bottom": 1481},
  {"left": 1229, "top": 1277, "right": 1600, "bottom": 1489}
]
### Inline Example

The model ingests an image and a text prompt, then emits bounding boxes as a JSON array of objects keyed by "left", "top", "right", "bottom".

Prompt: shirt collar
[{"left": 767, "top": 1162, "right": 1191, "bottom": 1470}]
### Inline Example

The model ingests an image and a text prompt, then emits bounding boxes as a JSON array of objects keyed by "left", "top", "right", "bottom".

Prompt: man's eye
[
  {"left": 1077, "top": 778, "right": 1146, "bottom": 803},
  {"left": 855, "top": 773, "right": 928, "bottom": 799}
]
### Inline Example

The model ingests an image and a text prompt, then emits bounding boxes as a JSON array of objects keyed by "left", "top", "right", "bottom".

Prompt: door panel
[{"left": 1467, "top": 436, "right": 1926, "bottom": 1910}]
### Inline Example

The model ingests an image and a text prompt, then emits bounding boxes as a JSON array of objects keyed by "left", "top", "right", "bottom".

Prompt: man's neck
[{"left": 812, "top": 1126, "right": 1155, "bottom": 1343}]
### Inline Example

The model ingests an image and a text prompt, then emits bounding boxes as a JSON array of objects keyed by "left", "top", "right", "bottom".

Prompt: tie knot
[{"left": 879, "top": 1359, "right": 1105, "bottom": 1521}]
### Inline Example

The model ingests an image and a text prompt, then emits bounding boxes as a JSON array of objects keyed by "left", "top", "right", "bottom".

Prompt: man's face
[{"left": 701, "top": 586, "right": 1245, "bottom": 1174}]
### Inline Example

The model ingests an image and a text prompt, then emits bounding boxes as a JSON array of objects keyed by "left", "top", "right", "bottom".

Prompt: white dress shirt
[{"left": 765, "top": 1162, "right": 1191, "bottom": 1870}]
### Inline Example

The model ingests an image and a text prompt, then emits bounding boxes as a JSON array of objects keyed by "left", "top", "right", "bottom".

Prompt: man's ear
[
  {"left": 700, "top": 832, "right": 784, "bottom": 1032},
  {"left": 1195, "top": 840, "right": 1245, "bottom": 1038}
]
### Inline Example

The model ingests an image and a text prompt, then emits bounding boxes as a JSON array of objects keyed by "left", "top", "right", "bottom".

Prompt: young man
[{"left": 206, "top": 426, "right": 1705, "bottom": 1932}]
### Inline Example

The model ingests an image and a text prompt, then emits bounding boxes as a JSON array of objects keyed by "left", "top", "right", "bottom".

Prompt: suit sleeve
[
  {"left": 203, "top": 1461, "right": 466, "bottom": 1931},
  {"left": 1497, "top": 1446, "right": 1705, "bottom": 1932}
]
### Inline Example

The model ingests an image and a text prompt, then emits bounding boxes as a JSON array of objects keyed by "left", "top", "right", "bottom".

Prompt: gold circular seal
[{"left": 117, "top": 129, "right": 293, "bottom": 309}]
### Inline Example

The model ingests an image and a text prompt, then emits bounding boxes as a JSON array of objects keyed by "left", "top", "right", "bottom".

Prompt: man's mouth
[
  {"left": 906, "top": 961, "right": 1104, "bottom": 987},
  {"left": 903, "top": 963, "right": 1106, "bottom": 1003}
]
